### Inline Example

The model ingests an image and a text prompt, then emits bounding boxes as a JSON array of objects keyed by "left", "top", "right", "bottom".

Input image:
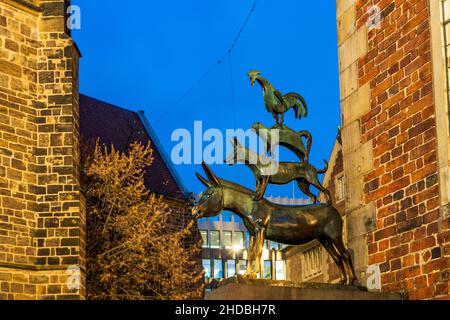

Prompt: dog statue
[{"left": 225, "top": 137, "right": 331, "bottom": 203}]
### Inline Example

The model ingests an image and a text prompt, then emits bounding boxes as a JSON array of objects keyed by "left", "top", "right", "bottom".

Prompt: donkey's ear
[
  {"left": 234, "top": 137, "right": 244, "bottom": 147},
  {"left": 202, "top": 162, "right": 222, "bottom": 187},
  {"left": 196, "top": 173, "right": 210, "bottom": 187}
]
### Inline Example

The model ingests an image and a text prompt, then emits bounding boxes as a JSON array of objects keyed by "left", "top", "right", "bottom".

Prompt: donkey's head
[{"left": 192, "top": 162, "right": 224, "bottom": 219}]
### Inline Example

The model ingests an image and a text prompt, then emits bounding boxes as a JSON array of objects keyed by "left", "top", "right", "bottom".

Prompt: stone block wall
[
  {"left": 337, "top": 0, "right": 449, "bottom": 299},
  {"left": 0, "top": 0, "right": 85, "bottom": 300}
]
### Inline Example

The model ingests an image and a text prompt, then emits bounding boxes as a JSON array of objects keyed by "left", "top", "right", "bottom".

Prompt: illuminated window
[
  {"left": 238, "top": 260, "right": 247, "bottom": 275},
  {"left": 263, "top": 261, "right": 272, "bottom": 279},
  {"left": 227, "top": 260, "right": 236, "bottom": 277},
  {"left": 275, "top": 260, "right": 286, "bottom": 280},
  {"left": 202, "top": 259, "right": 211, "bottom": 279},
  {"left": 269, "top": 241, "right": 279, "bottom": 250},
  {"left": 233, "top": 232, "right": 244, "bottom": 249},
  {"left": 210, "top": 231, "right": 220, "bottom": 248},
  {"left": 223, "top": 231, "right": 232, "bottom": 249},
  {"left": 200, "top": 230, "right": 208, "bottom": 248},
  {"left": 245, "top": 232, "right": 251, "bottom": 248},
  {"left": 213, "top": 259, "right": 223, "bottom": 279}
]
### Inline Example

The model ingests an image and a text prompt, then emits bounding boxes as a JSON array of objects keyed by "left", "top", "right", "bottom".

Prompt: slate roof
[{"left": 79, "top": 94, "right": 188, "bottom": 201}]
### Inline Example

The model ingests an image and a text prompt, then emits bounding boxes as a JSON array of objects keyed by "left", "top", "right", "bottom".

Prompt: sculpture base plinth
[{"left": 205, "top": 276, "right": 403, "bottom": 300}]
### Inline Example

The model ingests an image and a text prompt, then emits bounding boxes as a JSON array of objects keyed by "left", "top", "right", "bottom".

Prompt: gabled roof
[{"left": 79, "top": 94, "right": 188, "bottom": 201}]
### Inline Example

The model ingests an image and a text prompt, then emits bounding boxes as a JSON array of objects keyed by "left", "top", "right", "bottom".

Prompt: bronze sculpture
[
  {"left": 193, "top": 70, "right": 357, "bottom": 286},
  {"left": 248, "top": 70, "right": 308, "bottom": 126},
  {"left": 225, "top": 137, "right": 331, "bottom": 204},
  {"left": 192, "top": 163, "right": 356, "bottom": 285},
  {"left": 251, "top": 122, "right": 311, "bottom": 161}
]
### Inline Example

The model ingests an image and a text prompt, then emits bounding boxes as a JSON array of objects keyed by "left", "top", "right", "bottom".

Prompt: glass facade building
[{"left": 198, "top": 208, "right": 288, "bottom": 291}]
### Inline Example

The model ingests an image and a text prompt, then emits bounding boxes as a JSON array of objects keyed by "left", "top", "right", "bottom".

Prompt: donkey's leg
[
  {"left": 319, "top": 236, "right": 347, "bottom": 285},
  {"left": 245, "top": 236, "right": 256, "bottom": 277},
  {"left": 256, "top": 176, "right": 270, "bottom": 201},
  {"left": 297, "top": 180, "right": 316, "bottom": 204},
  {"left": 253, "top": 229, "right": 266, "bottom": 278},
  {"left": 329, "top": 235, "right": 357, "bottom": 285}
]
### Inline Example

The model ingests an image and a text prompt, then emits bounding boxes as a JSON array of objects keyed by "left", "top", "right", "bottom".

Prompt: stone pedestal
[{"left": 205, "top": 276, "right": 403, "bottom": 300}]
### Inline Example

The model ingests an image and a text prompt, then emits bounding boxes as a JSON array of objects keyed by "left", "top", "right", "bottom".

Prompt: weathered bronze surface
[
  {"left": 193, "top": 70, "right": 357, "bottom": 286},
  {"left": 251, "top": 122, "right": 311, "bottom": 161},
  {"left": 225, "top": 138, "right": 331, "bottom": 204},
  {"left": 248, "top": 70, "right": 307, "bottom": 126},
  {"left": 192, "top": 163, "right": 356, "bottom": 285}
]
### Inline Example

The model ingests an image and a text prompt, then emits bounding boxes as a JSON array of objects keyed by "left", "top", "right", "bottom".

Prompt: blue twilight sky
[{"left": 72, "top": 0, "right": 341, "bottom": 198}]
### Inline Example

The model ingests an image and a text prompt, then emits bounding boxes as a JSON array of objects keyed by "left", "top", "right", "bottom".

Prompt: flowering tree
[{"left": 82, "top": 142, "right": 204, "bottom": 300}]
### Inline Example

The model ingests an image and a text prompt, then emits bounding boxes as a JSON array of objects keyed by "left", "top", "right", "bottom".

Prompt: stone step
[{"left": 206, "top": 276, "right": 403, "bottom": 300}]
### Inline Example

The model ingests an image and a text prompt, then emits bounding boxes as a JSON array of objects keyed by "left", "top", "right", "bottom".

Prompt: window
[
  {"left": 441, "top": 0, "right": 450, "bottom": 134},
  {"left": 301, "top": 246, "right": 323, "bottom": 281},
  {"left": 202, "top": 259, "right": 211, "bottom": 279},
  {"left": 238, "top": 260, "right": 247, "bottom": 275},
  {"left": 336, "top": 175, "right": 345, "bottom": 202},
  {"left": 233, "top": 232, "right": 244, "bottom": 249},
  {"left": 210, "top": 231, "right": 220, "bottom": 248},
  {"left": 269, "top": 241, "right": 279, "bottom": 251},
  {"left": 213, "top": 259, "right": 223, "bottom": 279},
  {"left": 223, "top": 231, "right": 232, "bottom": 249},
  {"left": 442, "top": 0, "right": 450, "bottom": 106},
  {"left": 275, "top": 260, "right": 286, "bottom": 280},
  {"left": 245, "top": 232, "right": 250, "bottom": 248},
  {"left": 263, "top": 261, "right": 272, "bottom": 279},
  {"left": 200, "top": 230, "right": 208, "bottom": 248},
  {"left": 227, "top": 260, "right": 236, "bottom": 278}
]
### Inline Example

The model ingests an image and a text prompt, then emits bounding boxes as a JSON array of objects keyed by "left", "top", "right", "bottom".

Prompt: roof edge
[{"left": 137, "top": 111, "right": 190, "bottom": 199}]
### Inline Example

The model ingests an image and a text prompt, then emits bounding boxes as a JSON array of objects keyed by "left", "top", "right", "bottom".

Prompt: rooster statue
[{"left": 248, "top": 70, "right": 308, "bottom": 126}]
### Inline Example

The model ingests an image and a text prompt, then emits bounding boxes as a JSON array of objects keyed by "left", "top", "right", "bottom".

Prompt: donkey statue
[{"left": 192, "top": 162, "right": 357, "bottom": 285}]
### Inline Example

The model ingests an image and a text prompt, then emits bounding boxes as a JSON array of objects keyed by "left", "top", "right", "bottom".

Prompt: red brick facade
[{"left": 349, "top": 0, "right": 449, "bottom": 299}]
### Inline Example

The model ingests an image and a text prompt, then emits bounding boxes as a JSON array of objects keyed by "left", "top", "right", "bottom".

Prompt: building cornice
[
  {"left": 0, "top": 262, "right": 86, "bottom": 274},
  {"left": 2, "top": 0, "right": 42, "bottom": 15}
]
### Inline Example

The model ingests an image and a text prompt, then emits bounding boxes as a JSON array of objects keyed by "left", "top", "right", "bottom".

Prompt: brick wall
[
  {"left": 337, "top": 0, "right": 449, "bottom": 299},
  {"left": 0, "top": 0, "right": 85, "bottom": 300}
]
